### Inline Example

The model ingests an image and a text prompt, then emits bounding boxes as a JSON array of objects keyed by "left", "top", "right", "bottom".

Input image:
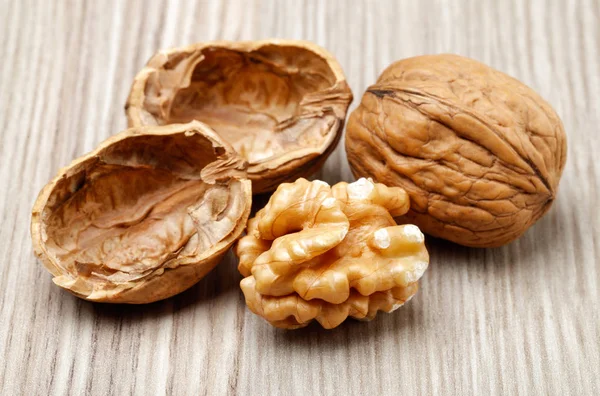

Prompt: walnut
[
  {"left": 235, "top": 178, "right": 429, "bottom": 329},
  {"left": 31, "top": 122, "right": 252, "bottom": 303},
  {"left": 126, "top": 40, "right": 353, "bottom": 194},
  {"left": 345, "top": 54, "right": 567, "bottom": 247}
]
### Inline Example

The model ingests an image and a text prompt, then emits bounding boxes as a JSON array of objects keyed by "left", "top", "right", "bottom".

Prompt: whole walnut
[{"left": 345, "top": 54, "right": 567, "bottom": 247}]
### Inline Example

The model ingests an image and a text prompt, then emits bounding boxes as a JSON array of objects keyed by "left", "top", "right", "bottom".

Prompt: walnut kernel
[{"left": 235, "top": 178, "right": 428, "bottom": 329}]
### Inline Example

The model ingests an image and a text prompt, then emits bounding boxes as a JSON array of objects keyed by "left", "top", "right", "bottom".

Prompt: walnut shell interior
[
  {"left": 126, "top": 40, "right": 353, "bottom": 193},
  {"left": 345, "top": 54, "right": 567, "bottom": 247},
  {"left": 31, "top": 122, "right": 252, "bottom": 303}
]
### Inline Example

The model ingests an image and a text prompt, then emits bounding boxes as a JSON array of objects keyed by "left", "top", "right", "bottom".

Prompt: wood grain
[{"left": 0, "top": 0, "right": 598, "bottom": 395}]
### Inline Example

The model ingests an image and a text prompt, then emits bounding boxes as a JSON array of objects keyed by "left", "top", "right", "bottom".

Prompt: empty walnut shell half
[
  {"left": 31, "top": 122, "right": 252, "bottom": 303},
  {"left": 346, "top": 54, "right": 567, "bottom": 247},
  {"left": 126, "top": 40, "right": 353, "bottom": 193},
  {"left": 235, "top": 178, "right": 429, "bottom": 329}
]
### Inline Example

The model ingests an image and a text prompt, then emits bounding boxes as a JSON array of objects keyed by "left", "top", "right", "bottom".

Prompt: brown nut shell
[
  {"left": 345, "top": 54, "right": 567, "bottom": 247},
  {"left": 31, "top": 121, "right": 252, "bottom": 303},
  {"left": 126, "top": 40, "right": 353, "bottom": 193}
]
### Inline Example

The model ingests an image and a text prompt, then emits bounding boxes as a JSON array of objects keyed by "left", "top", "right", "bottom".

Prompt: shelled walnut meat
[
  {"left": 126, "top": 40, "right": 353, "bottom": 193},
  {"left": 31, "top": 122, "right": 252, "bottom": 303},
  {"left": 346, "top": 54, "right": 567, "bottom": 247},
  {"left": 235, "top": 178, "right": 429, "bottom": 329}
]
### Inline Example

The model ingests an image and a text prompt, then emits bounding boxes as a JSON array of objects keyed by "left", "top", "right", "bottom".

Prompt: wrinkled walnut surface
[
  {"left": 127, "top": 40, "right": 353, "bottom": 193},
  {"left": 31, "top": 122, "right": 252, "bottom": 303},
  {"left": 346, "top": 54, "right": 567, "bottom": 247},
  {"left": 236, "top": 178, "right": 429, "bottom": 329}
]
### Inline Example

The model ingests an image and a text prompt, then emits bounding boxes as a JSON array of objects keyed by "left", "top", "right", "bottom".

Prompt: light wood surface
[{"left": 1, "top": 1, "right": 598, "bottom": 395}]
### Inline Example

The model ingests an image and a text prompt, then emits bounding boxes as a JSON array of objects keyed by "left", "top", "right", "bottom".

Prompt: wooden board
[{"left": 0, "top": 0, "right": 598, "bottom": 394}]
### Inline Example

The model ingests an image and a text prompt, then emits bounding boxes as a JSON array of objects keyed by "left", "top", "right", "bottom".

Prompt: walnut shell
[
  {"left": 345, "top": 54, "right": 567, "bottom": 247},
  {"left": 126, "top": 40, "right": 353, "bottom": 194},
  {"left": 31, "top": 121, "right": 252, "bottom": 303},
  {"left": 235, "top": 178, "right": 429, "bottom": 329}
]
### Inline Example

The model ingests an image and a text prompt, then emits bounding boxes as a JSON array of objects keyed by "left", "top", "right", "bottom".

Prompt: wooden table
[{"left": 1, "top": 1, "right": 598, "bottom": 394}]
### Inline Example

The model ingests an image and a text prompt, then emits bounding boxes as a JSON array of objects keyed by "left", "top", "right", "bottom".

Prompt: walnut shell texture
[
  {"left": 346, "top": 54, "right": 567, "bottom": 247},
  {"left": 31, "top": 122, "right": 252, "bottom": 303},
  {"left": 236, "top": 178, "right": 429, "bottom": 329},
  {"left": 126, "top": 40, "right": 353, "bottom": 193}
]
